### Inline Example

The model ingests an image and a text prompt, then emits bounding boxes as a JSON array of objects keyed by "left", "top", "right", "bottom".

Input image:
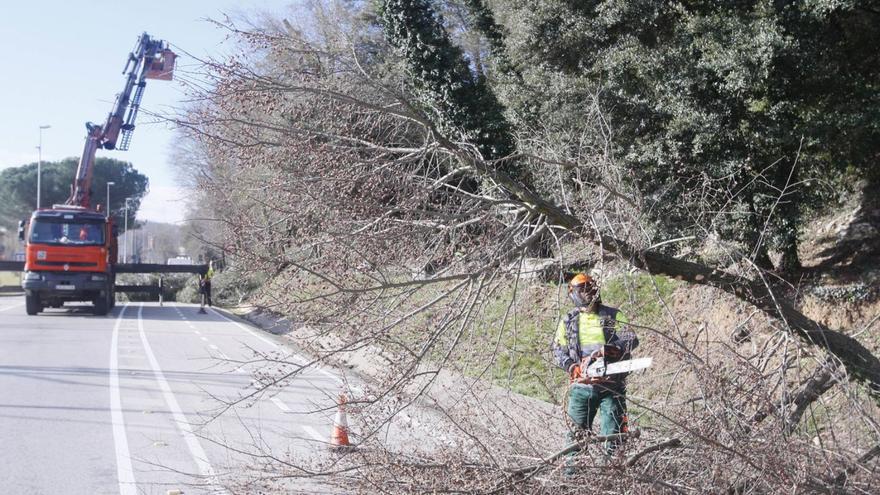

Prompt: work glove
[
  {"left": 567, "top": 363, "right": 582, "bottom": 380},
  {"left": 603, "top": 345, "right": 622, "bottom": 360},
  {"left": 585, "top": 348, "right": 603, "bottom": 366}
]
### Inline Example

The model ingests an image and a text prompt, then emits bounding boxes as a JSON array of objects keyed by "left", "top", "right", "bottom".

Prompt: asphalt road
[{"left": 0, "top": 297, "right": 348, "bottom": 494}]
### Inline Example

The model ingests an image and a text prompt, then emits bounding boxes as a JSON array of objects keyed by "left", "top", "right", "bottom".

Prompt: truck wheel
[
  {"left": 94, "top": 293, "right": 109, "bottom": 316},
  {"left": 25, "top": 293, "right": 41, "bottom": 315}
]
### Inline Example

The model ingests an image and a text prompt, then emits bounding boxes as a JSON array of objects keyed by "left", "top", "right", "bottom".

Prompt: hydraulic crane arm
[{"left": 67, "top": 32, "right": 175, "bottom": 208}]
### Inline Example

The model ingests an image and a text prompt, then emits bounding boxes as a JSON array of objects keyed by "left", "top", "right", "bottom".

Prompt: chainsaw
[{"left": 581, "top": 357, "right": 653, "bottom": 378}]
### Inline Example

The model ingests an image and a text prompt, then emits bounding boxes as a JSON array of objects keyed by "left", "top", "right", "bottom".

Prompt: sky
[{"left": 0, "top": 0, "right": 294, "bottom": 224}]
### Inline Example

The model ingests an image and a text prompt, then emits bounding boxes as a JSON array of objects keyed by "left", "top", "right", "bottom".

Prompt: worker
[
  {"left": 552, "top": 273, "right": 639, "bottom": 461},
  {"left": 199, "top": 260, "right": 214, "bottom": 309},
  {"left": 78, "top": 224, "right": 98, "bottom": 242}
]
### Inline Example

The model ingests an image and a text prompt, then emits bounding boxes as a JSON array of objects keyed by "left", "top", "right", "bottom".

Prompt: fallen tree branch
[
  {"left": 440, "top": 137, "right": 880, "bottom": 407},
  {"left": 830, "top": 443, "right": 880, "bottom": 487},
  {"left": 785, "top": 357, "right": 847, "bottom": 434},
  {"left": 506, "top": 430, "right": 641, "bottom": 476},
  {"left": 625, "top": 437, "right": 684, "bottom": 467}
]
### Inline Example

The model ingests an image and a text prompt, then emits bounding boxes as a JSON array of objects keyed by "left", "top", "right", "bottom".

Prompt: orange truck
[
  {"left": 20, "top": 33, "right": 175, "bottom": 315},
  {"left": 22, "top": 207, "right": 118, "bottom": 314}
]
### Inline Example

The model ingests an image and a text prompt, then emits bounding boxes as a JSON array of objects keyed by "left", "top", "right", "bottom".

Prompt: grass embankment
[
  {"left": 471, "top": 273, "right": 679, "bottom": 403},
  {"left": 256, "top": 268, "right": 679, "bottom": 405}
]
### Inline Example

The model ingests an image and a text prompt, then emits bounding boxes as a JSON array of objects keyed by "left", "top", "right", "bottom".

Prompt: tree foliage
[
  {"left": 171, "top": 1, "right": 880, "bottom": 492},
  {"left": 495, "top": 0, "right": 880, "bottom": 271},
  {"left": 0, "top": 157, "right": 149, "bottom": 232}
]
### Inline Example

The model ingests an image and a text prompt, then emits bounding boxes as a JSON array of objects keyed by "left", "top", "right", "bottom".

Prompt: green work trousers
[{"left": 567, "top": 384, "right": 625, "bottom": 455}]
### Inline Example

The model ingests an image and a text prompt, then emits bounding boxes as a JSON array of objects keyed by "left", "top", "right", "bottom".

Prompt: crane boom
[{"left": 67, "top": 32, "right": 175, "bottom": 208}]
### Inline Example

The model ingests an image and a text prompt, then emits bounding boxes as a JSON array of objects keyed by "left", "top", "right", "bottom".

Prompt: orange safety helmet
[
  {"left": 569, "top": 273, "right": 593, "bottom": 288},
  {"left": 569, "top": 273, "right": 599, "bottom": 307}
]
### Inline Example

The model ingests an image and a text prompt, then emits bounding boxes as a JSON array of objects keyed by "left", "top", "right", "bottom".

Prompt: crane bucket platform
[{"left": 145, "top": 48, "right": 176, "bottom": 80}]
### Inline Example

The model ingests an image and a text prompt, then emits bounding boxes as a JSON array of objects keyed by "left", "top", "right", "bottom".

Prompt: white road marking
[
  {"left": 206, "top": 307, "right": 343, "bottom": 385},
  {"left": 301, "top": 425, "right": 325, "bottom": 443},
  {"left": 270, "top": 397, "right": 291, "bottom": 413},
  {"left": 109, "top": 304, "right": 137, "bottom": 495},
  {"left": 317, "top": 368, "right": 342, "bottom": 384},
  {"left": 0, "top": 302, "right": 24, "bottom": 312},
  {"left": 194, "top": 330, "right": 201, "bottom": 335},
  {"left": 207, "top": 344, "right": 230, "bottom": 361},
  {"left": 207, "top": 307, "right": 279, "bottom": 349},
  {"left": 137, "top": 304, "right": 219, "bottom": 487},
  {"left": 200, "top": 336, "right": 208, "bottom": 342}
]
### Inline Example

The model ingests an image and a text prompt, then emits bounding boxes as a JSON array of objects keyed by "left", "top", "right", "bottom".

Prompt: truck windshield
[{"left": 29, "top": 219, "right": 105, "bottom": 246}]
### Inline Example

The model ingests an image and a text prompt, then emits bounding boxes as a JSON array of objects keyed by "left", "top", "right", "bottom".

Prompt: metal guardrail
[
  {"left": 0, "top": 261, "right": 24, "bottom": 271},
  {"left": 115, "top": 284, "right": 162, "bottom": 294},
  {"left": 0, "top": 262, "right": 208, "bottom": 304},
  {"left": 0, "top": 261, "right": 207, "bottom": 275},
  {"left": 114, "top": 263, "right": 209, "bottom": 275}
]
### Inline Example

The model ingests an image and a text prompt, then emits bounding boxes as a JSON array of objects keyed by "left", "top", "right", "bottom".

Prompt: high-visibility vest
[{"left": 555, "top": 305, "right": 628, "bottom": 360}]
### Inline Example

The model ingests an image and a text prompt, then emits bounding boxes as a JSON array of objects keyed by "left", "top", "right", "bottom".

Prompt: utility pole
[{"left": 36, "top": 125, "right": 51, "bottom": 208}]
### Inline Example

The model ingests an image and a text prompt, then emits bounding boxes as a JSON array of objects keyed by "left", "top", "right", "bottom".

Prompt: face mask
[{"left": 570, "top": 287, "right": 598, "bottom": 307}]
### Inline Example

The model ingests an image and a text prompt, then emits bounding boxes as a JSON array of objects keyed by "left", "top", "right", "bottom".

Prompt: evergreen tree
[
  {"left": 0, "top": 157, "right": 149, "bottom": 232},
  {"left": 494, "top": 0, "right": 880, "bottom": 271}
]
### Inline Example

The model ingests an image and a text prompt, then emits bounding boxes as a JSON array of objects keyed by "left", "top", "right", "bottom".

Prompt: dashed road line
[
  {"left": 207, "top": 344, "right": 231, "bottom": 361},
  {"left": 206, "top": 306, "right": 344, "bottom": 385},
  {"left": 0, "top": 302, "right": 24, "bottom": 312},
  {"left": 206, "top": 306, "right": 279, "bottom": 349},
  {"left": 270, "top": 397, "right": 291, "bottom": 413},
  {"left": 301, "top": 425, "right": 324, "bottom": 443}
]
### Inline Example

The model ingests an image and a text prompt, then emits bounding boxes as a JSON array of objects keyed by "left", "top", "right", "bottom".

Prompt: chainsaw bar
[{"left": 584, "top": 357, "right": 653, "bottom": 378}]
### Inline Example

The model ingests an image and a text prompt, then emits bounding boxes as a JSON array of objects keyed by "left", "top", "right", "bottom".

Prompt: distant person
[
  {"left": 198, "top": 261, "right": 214, "bottom": 310},
  {"left": 78, "top": 224, "right": 97, "bottom": 242}
]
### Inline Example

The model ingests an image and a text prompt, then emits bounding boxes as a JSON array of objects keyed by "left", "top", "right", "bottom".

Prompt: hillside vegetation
[{"left": 174, "top": 1, "right": 880, "bottom": 493}]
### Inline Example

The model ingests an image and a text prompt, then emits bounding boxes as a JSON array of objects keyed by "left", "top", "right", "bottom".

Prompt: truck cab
[{"left": 21, "top": 207, "right": 116, "bottom": 315}]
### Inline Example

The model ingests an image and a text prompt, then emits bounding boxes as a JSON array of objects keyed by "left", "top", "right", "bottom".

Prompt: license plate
[{"left": 56, "top": 284, "right": 75, "bottom": 290}]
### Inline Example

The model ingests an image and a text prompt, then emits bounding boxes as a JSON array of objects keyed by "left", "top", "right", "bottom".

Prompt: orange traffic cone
[{"left": 330, "top": 394, "right": 352, "bottom": 449}]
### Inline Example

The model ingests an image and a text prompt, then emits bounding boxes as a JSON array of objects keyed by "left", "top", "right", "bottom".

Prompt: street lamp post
[
  {"left": 105, "top": 182, "right": 115, "bottom": 219},
  {"left": 36, "top": 125, "right": 51, "bottom": 208},
  {"left": 140, "top": 220, "right": 148, "bottom": 263},
  {"left": 123, "top": 198, "right": 132, "bottom": 262},
  {"left": 130, "top": 212, "right": 136, "bottom": 263}
]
